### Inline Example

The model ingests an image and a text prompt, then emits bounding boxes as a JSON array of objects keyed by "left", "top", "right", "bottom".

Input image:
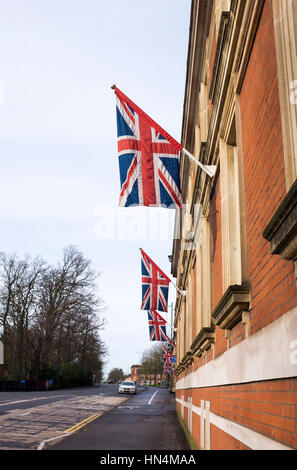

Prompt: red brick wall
[
  {"left": 214, "top": 325, "right": 225, "bottom": 358},
  {"left": 240, "top": 0, "right": 297, "bottom": 334},
  {"left": 192, "top": 412, "right": 200, "bottom": 449},
  {"left": 176, "top": 377, "right": 297, "bottom": 449},
  {"left": 211, "top": 425, "right": 251, "bottom": 450}
]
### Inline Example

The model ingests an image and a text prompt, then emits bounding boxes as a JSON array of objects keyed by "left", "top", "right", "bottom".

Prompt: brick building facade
[
  {"left": 171, "top": 0, "right": 297, "bottom": 450},
  {"left": 130, "top": 364, "right": 168, "bottom": 386},
  {"left": 130, "top": 364, "right": 142, "bottom": 384}
]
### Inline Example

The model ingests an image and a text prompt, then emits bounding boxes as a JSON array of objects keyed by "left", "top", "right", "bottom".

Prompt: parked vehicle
[{"left": 118, "top": 381, "right": 137, "bottom": 395}]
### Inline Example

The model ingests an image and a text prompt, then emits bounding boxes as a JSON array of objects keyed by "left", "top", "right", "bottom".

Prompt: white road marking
[
  {"left": 0, "top": 395, "right": 65, "bottom": 407},
  {"left": 118, "top": 405, "right": 139, "bottom": 409},
  {"left": 37, "top": 433, "right": 70, "bottom": 450},
  {"left": 0, "top": 393, "right": 127, "bottom": 450},
  {"left": 148, "top": 391, "right": 158, "bottom": 405}
]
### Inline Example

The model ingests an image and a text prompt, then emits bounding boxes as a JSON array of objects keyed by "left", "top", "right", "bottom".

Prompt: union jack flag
[
  {"left": 114, "top": 86, "right": 183, "bottom": 208},
  {"left": 147, "top": 310, "right": 168, "bottom": 342},
  {"left": 141, "top": 249, "right": 170, "bottom": 312},
  {"left": 162, "top": 346, "right": 173, "bottom": 374}
]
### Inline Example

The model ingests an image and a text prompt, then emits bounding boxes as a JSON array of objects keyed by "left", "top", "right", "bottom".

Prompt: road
[
  {"left": 0, "top": 384, "right": 189, "bottom": 450},
  {"left": 0, "top": 384, "right": 128, "bottom": 450}
]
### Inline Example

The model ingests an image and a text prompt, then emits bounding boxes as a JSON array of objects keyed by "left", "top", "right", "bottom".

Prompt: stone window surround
[
  {"left": 271, "top": 0, "right": 297, "bottom": 190},
  {"left": 263, "top": 0, "right": 297, "bottom": 261}
]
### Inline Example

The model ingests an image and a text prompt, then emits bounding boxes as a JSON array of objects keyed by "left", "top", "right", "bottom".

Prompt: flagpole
[
  {"left": 170, "top": 279, "right": 186, "bottom": 297},
  {"left": 182, "top": 148, "right": 216, "bottom": 178}
]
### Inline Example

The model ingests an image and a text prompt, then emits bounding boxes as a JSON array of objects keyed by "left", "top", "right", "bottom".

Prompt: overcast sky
[{"left": 0, "top": 0, "right": 191, "bottom": 377}]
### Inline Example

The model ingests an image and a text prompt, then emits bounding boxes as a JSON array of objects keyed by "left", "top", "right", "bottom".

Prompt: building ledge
[
  {"left": 174, "top": 366, "right": 184, "bottom": 377},
  {"left": 212, "top": 284, "right": 251, "bottom": 329},
  {"left": 175, "top": 363, "right": 186, "bottom": 377},
  {"left": 183, "top": 351, "right": 195, "bottom": 367},
  {"left": 190, "top": 327, "right": 215, "bottom": 356},
  {"left": 176, "top": 352, "right": 195, "bottom": 374},
  {"left": 263, "top": 178, "right": 297, "bottom": 261}
]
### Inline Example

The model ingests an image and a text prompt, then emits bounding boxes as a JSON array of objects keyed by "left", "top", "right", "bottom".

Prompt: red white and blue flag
[
  {"left": 147, "top": 310, "right": 168, "bottom": 342},
  {"left": 141, "top": 249, "right": 170, "bottom": 312},
  {"left": 162, "top": 346, "right": 173, "bottom": 373},
  {"left": 114, "top": 87, "right": 183, "bottom": 208}
]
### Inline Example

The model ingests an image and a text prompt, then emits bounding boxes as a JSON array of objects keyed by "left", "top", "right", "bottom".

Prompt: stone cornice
[
  {"left": 262, "top": 178, "right": 297, "bottom": 260},
  {"left": 175, "top": 351, "right": 194, "bottom": 376},
  {"left": 212, "top": 284, "right": 251, "bottom": 329},
  {"left": 184, "top": 351, "right": 195, "bottom": 367},
  {"left": 190, "top": 327, "right": 215, "bottom": 356}
]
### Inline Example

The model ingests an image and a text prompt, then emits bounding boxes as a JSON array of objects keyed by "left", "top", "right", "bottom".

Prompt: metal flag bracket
[
  {"left": 170, "top": 280, "right": 186, "bottom": 297},
  {"left": 182, "top": 148, "right": 216, "bottom": 178}
]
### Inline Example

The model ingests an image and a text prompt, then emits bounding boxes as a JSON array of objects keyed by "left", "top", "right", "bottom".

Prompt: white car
[{"left": 118, "top": 381, "right": 137, "bottom": 395}]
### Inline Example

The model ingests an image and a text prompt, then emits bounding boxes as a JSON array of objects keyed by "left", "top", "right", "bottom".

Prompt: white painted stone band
[
  {"left": 176, "top": 397, "right": 293, "bottom": 450},
  {"left": 176, "top": 307, "right": 297, "bottom": 390}
]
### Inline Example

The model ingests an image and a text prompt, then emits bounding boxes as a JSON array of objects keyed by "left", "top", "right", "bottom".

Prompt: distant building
[
  {"left": 171, "top": 0, "right": 297, "bottom": 450},
  {"left": 130, "top": 364, "right": 142, "bottom": 384},
  {"left": 130, "top": 364, "right": 168, "bottom": 386}
]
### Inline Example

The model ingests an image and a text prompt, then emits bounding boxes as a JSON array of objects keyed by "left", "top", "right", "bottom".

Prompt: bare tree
[
  {"left": 0, "top": 253, "right": 45, "bottom": 377},
  {"left": 0, "top": 246, "right": 107, "bottom": 382},
  {"left": 140, "top": 343, "right": 163, "bottom": 380},
  {"left": 108, "top": 368, "right": 124, "bottom": 383}
]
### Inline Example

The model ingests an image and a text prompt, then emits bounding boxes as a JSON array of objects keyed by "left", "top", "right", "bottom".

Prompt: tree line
[
  {"left": 0, "top": 246, "right": 106, "bottom": 384},
  {"left": 140, "top": 344, "right": 163, "bottom": 377}
]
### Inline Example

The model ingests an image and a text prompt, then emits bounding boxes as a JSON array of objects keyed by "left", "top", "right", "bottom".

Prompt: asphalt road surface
[
  {"left": 48, "top": 385, "right": 189, "bottom": 450},
  {"left": 0, "top": 384, "right": 188, "bottom": 450},
  {"left": 0, "top": 384, "right": 128, "bottom": 449}
]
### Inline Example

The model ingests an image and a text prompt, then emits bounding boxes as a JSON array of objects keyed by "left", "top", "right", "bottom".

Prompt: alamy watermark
[{"left": 93, "top": 203, "right": 202, "bottom": 250}]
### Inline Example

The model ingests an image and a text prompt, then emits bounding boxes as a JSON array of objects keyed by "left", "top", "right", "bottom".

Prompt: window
[
  {"left": 272, "top": 0, "right": 297, "bottom": 189},
  {"left": 211, "top": 109, "right": 251, "bottom": 331},
  {"left": 191, "top": 214, "right": 215, "bottom": 357}
]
